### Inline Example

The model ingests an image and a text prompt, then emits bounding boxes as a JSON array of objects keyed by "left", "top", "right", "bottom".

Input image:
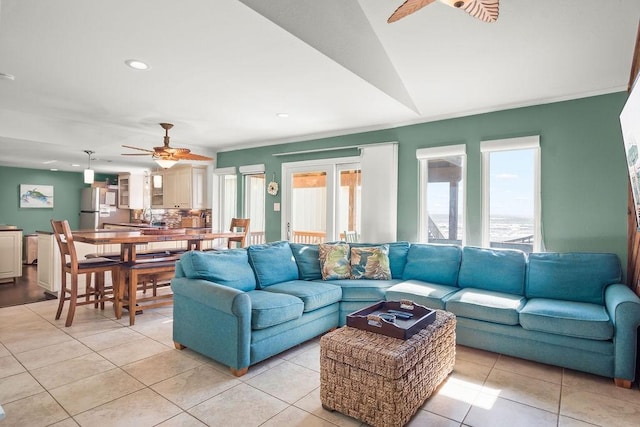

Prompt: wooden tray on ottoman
[{"left": 346, "top": 300, "right": 436, "bottom": 340}]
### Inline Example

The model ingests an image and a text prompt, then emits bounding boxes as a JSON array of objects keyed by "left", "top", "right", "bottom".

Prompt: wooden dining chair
[
  {"left": 50, "top": 219, "right": 121, "bottom": 327},
  {"left": 344, "top": 230, "right": 359, "bottom": 243},
  {"left": 227, "top": 218, "right": 250, "bottom": 248}
]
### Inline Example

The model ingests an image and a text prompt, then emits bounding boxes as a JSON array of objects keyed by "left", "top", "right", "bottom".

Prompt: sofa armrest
[
  {"left": 605, "top": 284, "right": 640, "bottom": 381},
  {"left": 171, "top": 277, "right": 252, "bottom": 371}
]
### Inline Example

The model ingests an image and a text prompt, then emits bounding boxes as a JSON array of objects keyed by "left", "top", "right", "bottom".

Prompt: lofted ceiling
[{"left": 0, "top": 0, "right": 638, "bottom": 175}]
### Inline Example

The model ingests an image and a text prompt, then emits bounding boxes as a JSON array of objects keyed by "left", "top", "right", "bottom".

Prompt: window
[
  {"left": 282, "top": 157, "right": 361, "bottom": 242},
  {"left": 240, "top": 164, "right": 266, "bottom": 245},
  {"left": 481, "top": 136, "right": 541, "bottom": 253},
  {"left": 417, "top": 145, "right": 466, "bottom": 244},
  {"left": 213, "top": 167, "right": 237, "bottom": 232}
]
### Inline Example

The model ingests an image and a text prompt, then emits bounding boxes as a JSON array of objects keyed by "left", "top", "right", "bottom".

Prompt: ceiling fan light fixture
[{"left": 155, "top": 158, "right": 178, "bottom": 169}]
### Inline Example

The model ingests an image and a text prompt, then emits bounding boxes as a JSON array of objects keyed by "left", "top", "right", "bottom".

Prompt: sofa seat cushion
[
  {"left": 246, "top": 290, "right": 304, "bottom": 330},
  {"left": 264, "top": 280, "right": 342, "bottom": 312},
  {"left": 179, "top": 249, "right": 256, "bottom": 292},
  {"left": 445, "top": 288, "right": 526, "bottom": 325},
  {"left": 322, "top": 279, "right": 401, "bottom": 302},
  {"left": 385, "top": 280, "right": 459, "bottom": 310},
  {"left": 520, "top": 298, "right": 613, "bottom": 340},
  {"left": 248, "top": 241, "right": 299, "bottom": 289}
]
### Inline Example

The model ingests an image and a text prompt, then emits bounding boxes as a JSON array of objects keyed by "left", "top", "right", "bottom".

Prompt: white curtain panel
[{"left": 359, "top": 142, "right": 398, "bottom": 243}]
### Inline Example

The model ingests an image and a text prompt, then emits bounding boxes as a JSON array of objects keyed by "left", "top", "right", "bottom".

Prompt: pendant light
[{"left": 83, "top": 150, "right": 95, "bottom": 184}]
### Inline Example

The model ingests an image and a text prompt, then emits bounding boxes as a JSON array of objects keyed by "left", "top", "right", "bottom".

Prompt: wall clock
[{"left": 267, "top": 173, "right": 279, "bottom": 196}]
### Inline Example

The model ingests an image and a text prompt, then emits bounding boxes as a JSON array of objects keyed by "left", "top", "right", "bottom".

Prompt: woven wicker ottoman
[{"left": 320, "top": 310, "right": 456, "bottom": 427}]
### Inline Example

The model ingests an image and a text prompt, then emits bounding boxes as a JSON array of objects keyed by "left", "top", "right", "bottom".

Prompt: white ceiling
[{"left": 0, "top": 0, "right": 638, "bottom": 174}]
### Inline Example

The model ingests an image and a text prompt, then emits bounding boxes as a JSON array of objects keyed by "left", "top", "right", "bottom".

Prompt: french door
[{"left": 282, "top": 157, "right": 360, "bottom": 243}]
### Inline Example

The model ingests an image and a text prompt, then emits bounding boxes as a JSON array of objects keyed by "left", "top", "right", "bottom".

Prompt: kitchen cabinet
[
  {"left": 0, "top": 230, "right": 23, "bottom": 283},
  {"left": 118, "top": 173, "right": 144, "bottom": 209},
  {"left": 150, "top": 165, "right": 207, "bottom": 209},
  {"left": 37, "top": 232, "right": 97, "bottom": 294}
]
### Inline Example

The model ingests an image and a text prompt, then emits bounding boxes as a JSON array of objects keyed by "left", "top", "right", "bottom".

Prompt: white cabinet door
[
  {"left": 118, "top": 173, "right": 144, "bottom": 209},
  {"left": 0, "top": 231, "right": 22, "bottom": 283}
]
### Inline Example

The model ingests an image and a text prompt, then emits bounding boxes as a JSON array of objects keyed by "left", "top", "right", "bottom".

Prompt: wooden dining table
[{"left": 72, "top": 228, "right": 245, "bottom": 261}]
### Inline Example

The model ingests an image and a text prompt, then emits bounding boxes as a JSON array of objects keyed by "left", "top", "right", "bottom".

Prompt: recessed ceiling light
[
  {"left": 124, "top": 59, "right": 150, "bottom": 70},
  {"left": 42, "top": 160, "right": 57, "bottom": 164},
  {"left": 276, "top": 113, "right": 289, "bottom": 118},
  {"left": 0, "top": 72, "right": 15, "bottom": 81},
  {"left": 71, "top": 163, "right": 80, "bottom": 167},
  {"left": 50, "top": 168, "right": 58, "bottom": 171}
]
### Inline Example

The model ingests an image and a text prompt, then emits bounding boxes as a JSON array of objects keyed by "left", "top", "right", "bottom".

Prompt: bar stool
[{"left": 51, "top": 220, "right": 121, "bottom": 327}]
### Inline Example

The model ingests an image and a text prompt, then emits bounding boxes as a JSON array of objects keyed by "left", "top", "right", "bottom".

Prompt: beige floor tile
[
  {"left": 123, "top": 349, "right": 203, "bottom": 386},
  {"left": 420, "top": 377, "right": 479, "bottom": 422},
  {"left": 73, "top": 387, "right": 182, "bottom": 427},
  {"left": 261, "top": 405, "right": 338, "bottom": 427},
  {"left": 14, "top": 338, "right": 92, "bottom": 370},
  {"left": 237, "top": 355, "right": 286, "bottom": 381},
  {"left": 455, "top": 345, "right": 499, "bottom": 367},
  {"left": 465, "top": 394, "right": 558, "bottom": 427},
  {"left": 98, "top": 336, "right": 170, "bottom": 366},
  {"left": 1, "top": 324, "right": 73, "bottom": 354},
  {"left": 77, "top": 326, "right": 145, "bottom": 352},
  {"left": 49, "top": 368, "right": 144, "bottom": 415},
  {"left": 560, "top": 387, "right": 640, "bottom": 427},
  {"left": 294, "top": 387, "right": 362, "bottom": 427},
  {"left": 449, "top": 358, "right": 491, "bottom": 389},
  {"left": 0, "top": 371, "right": 44, "bottom": 404},
  {"left": 29, "top": 352, "right": 116, "bottom": 389},
  {"left": 0, "top": 355, "right": 26, "bottom": 379},
  {"left": 155, "top": 412, "right": 208, "bottom": 427},
  {"left": 481, "top": 368, "right": 561, "bottom": 413},
  {"left": 494, "top": 354, "right": 562, "bottom": 384},
  {"left": 287, "top": 344, "right": 321, "bottom": 372},
  {"left": 562, "top": 369, "right": 640, "bottom": 405},
  {"left": 558, "top": 415, "right": 600, "bottom": 426},
  {"left": 0, "top": 391, "right": 68, "bottom": 427},
  {"left": 407, "top": 410, "right": 461, "bottom": 427},
  {"left": 246, "top": 360, "right": 321, "bottom": 404},
  {"left": 152, "top": 364, "right": 241, "bottom": 409},
  {"left": 0, "top": 344, "right": 10, "bottom": 357},
  {"left": 62, "top": 318, "right": 122, "bottom": 339},
  {"left": 188, "top": 383, "right": 288, "bottom": 427},
  {"left": 49, "top": 418, "right": 81, "bottom": 427},
  {"left": 131, "top": 317, "right": 175, "bottom": 347}
]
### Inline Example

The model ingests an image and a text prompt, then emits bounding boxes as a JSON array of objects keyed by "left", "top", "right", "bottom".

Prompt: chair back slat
[
  {"left": 51, "top": 219, "right": 80, "bottom": 272},
  {"left": 228, "top": 218, "right": 250, "bottom": 248}
]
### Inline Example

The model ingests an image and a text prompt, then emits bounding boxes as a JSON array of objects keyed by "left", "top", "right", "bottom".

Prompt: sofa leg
[
  {"left": 614, "top": 378, "right": 632, "bottom": 388},
  {"left": 174, "top": 342, "right": 186, "bottom": 350},
  {"left": 230, "top": 367, "right": 248, "bottom": 377}
]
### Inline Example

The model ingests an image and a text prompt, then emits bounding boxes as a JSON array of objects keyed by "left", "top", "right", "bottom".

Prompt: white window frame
[
  {"left": 281, "top": 156, "right": 360, "bottom": 241},
  {"left": 480, "top": 135, "right": 542, "bottom": 252},
  {"left": 416, "top": 144, "right": 467, "bottom": 244},
  {"left": 240, "top": 164, "right": 266, "bottom": 244},
  {"left": 213, "top": 167, "right": 237, "bottom": 232}
]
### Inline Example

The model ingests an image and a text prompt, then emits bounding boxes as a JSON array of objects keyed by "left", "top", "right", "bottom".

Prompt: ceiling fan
[
  {"left": 122, "top": 123, "right": 213, "bottom": 168},
  {"left": 388, "top": 0, "right": 499, "bottom": 23}
]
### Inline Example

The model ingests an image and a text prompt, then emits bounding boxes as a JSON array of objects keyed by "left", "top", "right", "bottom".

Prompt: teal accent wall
[
  {"left": 217, "top": 93, "right": 629, "bottom": 270},
  {"left": 0, "top": 167, "right": 117, "bottom": 234}
]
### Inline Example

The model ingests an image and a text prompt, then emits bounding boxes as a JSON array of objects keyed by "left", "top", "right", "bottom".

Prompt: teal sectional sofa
[{"left": 171, "top": 241, "right": 640, "bottom": 387}]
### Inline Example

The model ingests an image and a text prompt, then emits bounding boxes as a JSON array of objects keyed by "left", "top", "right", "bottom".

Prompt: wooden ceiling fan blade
[
  {"left": 122, "top": 144, "right": 154, "bottom": 153},
  {"left": 388, "top": 0, "right": 437, "bottom": 23},
  {"left": 457, "top": 0, "right": 499, "bottom": 23},
  {"left": 122, "top": 153, "right": 152, "bottom": 156},
  {"left": 175, "top": 152, "right": 213, "bottom": 161}
]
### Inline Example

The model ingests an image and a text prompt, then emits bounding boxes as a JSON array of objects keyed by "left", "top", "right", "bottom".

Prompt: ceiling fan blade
[
  {"left": 174, "top": 152, "right": 213, "bottom": 161},
  {"left": 121, "top": 153, "right": 152, "bottom": 156},
  {"left": 122, "top": 144, "right": 154, "bottom": 153},
  {"left": 388, "top": 0, "right": 437, "bottom": 23},
  {"left": 457, "top": 0, "right": 499, "bottom": 23}
]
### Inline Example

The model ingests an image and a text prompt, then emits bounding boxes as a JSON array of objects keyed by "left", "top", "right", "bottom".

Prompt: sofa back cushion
[
  {"left": 458, "top": 246, "right": 526, "bottom": 295},
  {"left": 526, "top": 252, "right": 621, "bottom": 305},
  {"left": 402, "top": 243, "right": 461, "bottom": 286},
  {"left": 349, "top": 241, "right": 410, "bottom": 279},
  {"left": 179, "top": 249, "right": 256, "bottom": 292},
  {"left": 290, "top": 243, "right": 322, "bottom": 280},
  {"left": 248, "top": 241, "right": 299, "bottom": 289}
]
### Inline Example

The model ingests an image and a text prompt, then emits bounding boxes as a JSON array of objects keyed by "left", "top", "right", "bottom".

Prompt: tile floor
[{"left": 1, "top": 300, "right": 640, "bottom": 427}]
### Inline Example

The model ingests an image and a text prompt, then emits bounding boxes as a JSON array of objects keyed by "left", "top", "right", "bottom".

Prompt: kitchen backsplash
[{"left": 131, "top": 208, "right": 212, "bottom": 228}]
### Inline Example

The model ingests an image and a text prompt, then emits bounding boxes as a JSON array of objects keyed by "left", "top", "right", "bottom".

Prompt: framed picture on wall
[
  {"left": 621, "top": 75, "right": 640, "bottom": 228},
  {"left": 20, "top": 184, "right": 54, "bottom": 208}
]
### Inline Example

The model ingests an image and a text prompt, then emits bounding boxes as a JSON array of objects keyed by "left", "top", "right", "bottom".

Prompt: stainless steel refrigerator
[{"left": 79, "top": 187, "right": 130, "bottom": 229}]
